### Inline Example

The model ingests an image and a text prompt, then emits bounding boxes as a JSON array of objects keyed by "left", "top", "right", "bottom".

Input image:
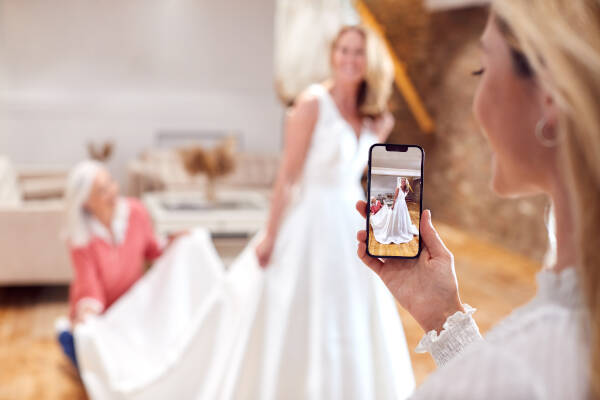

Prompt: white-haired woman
[
  {"left": 57, "top": 160, "right": 181, "bottom": 368},
  {"left": 370, "top": 196, "right": 383, "bottom": 215},
  {"left": 64, "top": 160, "right": 172, "bottom": 324}
]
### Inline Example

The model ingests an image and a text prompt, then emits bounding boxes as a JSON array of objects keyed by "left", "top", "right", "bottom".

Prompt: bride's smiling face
[
  {"left": 331, "top": 29, "right": 367, "bottom": 85},
  {"left": 472, "top": 16, "right": 558, "bottom": 198}
]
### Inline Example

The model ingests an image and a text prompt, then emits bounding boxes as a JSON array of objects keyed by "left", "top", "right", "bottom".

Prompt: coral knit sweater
[
  {"left": 370, "top": 200, "right": 383, "bottom": 215},
  {"left": 68, "top": 198, "right": 162, "bottom": 320}
]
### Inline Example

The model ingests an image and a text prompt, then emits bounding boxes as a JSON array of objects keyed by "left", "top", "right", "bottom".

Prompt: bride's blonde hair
[
  {"left": 330, "top": 26, "right": 394, "bottom": 117},
  {"left": 493, "top": 0, "right": 600, "bottom": 395},
  {"left": 397, "top": 177, "right": 412, "bottom": 193}
]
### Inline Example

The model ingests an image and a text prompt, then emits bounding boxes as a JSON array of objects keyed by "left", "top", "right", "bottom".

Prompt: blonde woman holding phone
[{"left": 356, "top": 1, "right": 600, "bottom": 398}]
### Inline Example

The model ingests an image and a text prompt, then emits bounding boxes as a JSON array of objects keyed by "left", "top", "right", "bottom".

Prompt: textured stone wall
[{"left": 365, "top": 2, "right": 549, "bottom": 261}]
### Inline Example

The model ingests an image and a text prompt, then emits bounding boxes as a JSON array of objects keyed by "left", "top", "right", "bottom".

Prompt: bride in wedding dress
[
  {"left": 74, "top": 26, "right": 415, "bottom": 400},
  {"left": 370, "top": 177, "right": 419, "bottom": 245}
]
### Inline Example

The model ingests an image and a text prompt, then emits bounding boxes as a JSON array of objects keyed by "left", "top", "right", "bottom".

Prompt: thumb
[{"left": 420, "top": 210, "right": 451, "bottom": 258}]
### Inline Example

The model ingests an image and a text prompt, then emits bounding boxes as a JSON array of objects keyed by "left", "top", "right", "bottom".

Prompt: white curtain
[{"left": 274, "top": 0, "right": 359, "bottom": 103}]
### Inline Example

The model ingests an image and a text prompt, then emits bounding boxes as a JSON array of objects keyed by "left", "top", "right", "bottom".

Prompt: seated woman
[
  {"left": 370, "top": 197, "right": 382, "bottom": 214},
  {"left": 57, "top": 160, "right": 180, "bottom": 367}
]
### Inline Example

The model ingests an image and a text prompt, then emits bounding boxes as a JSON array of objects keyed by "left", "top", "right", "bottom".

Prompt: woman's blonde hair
[
  {"left": 330, "top": 25, "right": 394, "bottom": 117},
  {"left": 493, "top": 0, "right": 600, "bottom": 396},
  {"left": 397, "top": 176, "right": 412, "bottom": 193}
]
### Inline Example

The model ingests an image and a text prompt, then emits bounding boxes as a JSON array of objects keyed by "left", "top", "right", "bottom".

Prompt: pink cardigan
[
  {"left": 68, "top": 198, "right": 162, "bottom": 320},
  {"left": 370, "top": 200, "right": 383, "bottom": 215}
]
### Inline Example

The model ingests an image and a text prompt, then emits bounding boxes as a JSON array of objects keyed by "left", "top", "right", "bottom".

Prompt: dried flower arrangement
[{"left": 178, "top": 137, "right": 237, "bottom": 201}]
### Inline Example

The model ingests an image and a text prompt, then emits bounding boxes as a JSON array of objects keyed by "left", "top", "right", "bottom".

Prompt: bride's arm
[
  {"left": 392, "top": 187, "right": 399, "bottom": 209},
  {"left": 255, "top": 95, "right": 318, "bottom": 267}
]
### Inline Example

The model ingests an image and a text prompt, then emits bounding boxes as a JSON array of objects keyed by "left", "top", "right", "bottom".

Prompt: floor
[
  {"left": 368, "top": 202, "right": 420, "bottom": 257},
  {"left": 0, "top": 286, "right": 87, "bottom": 400},
  {"left": 0, "top": 219, "right": 539, "bottom": 399}
]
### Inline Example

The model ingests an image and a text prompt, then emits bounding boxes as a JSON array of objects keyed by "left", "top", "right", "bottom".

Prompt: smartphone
[{"left": 366, "top": 144, "right": 424, "bottom": 259}]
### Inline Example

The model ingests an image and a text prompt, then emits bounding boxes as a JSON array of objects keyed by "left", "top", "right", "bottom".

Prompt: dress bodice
[
  {"left": 72, "top": 88, "right": 416, "bottom": 400},
  {"left": 299, "top": 84, "right": 377, "bottom": 189},
  {"left": 396, "top": 189, "right": 407, "bottom": 201}
]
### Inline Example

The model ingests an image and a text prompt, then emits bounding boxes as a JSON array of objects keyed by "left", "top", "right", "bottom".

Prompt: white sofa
[
  {"left": 127, "top": 149, "right": 280, "bottom": 197},
  {"left": 0, "top": 148, "right": 280, "bottom": 285},
  {"left": 0, "top": 158, "right": 72, "bottom": 285}
]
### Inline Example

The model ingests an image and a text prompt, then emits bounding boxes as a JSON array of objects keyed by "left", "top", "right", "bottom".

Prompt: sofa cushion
[{"left": 20, "top": 176, "right": 66, "bottom": 200}]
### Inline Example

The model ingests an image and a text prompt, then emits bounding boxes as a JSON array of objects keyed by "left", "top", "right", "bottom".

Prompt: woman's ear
[{"left": 533, "top": 87, "right": 563, "bottom": 150}]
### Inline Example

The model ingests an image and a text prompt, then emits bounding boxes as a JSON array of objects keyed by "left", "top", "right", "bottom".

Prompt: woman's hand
[
  {"left": 74, "top": 305, "right": 101, "bottom": 325},
  {"left": 356, "top": 201, "right": 464, "bottom": 333},
  {"left": 166, "top": 230, "right": 189, "bottom": 248},
  {"left": 255, "top": 234, "right": 276, "bottom": 268}
]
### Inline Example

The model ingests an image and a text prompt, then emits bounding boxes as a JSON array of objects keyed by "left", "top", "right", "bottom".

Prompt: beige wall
[{"left": 0, "top": 0, "right": 283, "bottom": 182}]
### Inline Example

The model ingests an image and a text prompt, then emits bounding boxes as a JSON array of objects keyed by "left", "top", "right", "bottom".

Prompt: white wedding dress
[
  {"left": 370, "top": 180, "right": 418, "bottom": 245},
  {"left": 74, "top": 84, "right": 415, "bottom": 400}
]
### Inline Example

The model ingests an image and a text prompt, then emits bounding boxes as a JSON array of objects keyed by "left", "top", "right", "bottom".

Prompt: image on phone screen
[{"left": 367, "top": 144, "right": 424, "bottom": 258}]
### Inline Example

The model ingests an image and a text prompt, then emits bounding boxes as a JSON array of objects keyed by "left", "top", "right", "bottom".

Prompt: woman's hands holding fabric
[
  {"left": 74, "top": 303, "right": 102, "bottom": 325},
  {"left": 166, "top": 230, "right": 189, "bottom": 248}
]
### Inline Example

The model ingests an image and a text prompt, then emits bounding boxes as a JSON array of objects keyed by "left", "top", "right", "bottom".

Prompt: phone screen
[{"left": 366, "top": 144, "right": 424, "bottom": 258}]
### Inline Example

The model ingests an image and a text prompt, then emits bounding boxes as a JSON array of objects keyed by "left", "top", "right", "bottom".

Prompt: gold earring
[{"left": 535, "top": 117, "right": 558, "bottom": 147}]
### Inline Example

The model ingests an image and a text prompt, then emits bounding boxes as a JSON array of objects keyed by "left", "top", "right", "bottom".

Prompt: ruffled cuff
[{"left": 415, "top": 304, "right": 483, "bottom": 367}]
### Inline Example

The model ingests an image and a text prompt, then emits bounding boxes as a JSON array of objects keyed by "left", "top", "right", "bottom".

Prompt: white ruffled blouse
[{"left": 412, "top": 267, "right": 589, "bottom": 399}]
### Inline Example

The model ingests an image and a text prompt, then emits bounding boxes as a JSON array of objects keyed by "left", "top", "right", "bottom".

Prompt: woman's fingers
[
  {"left": 258, "top": 255, "right": 269, "bottom": 268},
  {"left": 420, "top": 210, "right": 451, "bottom": 259},
  {"left": 357, "top": 229, "right": 367, "bottom": 242},
  {"left": 255, "top": 248, "right": 268, "bottom": 268},
  {"left": 355, "top": 200, "right": 368, "bottom": 219}
]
